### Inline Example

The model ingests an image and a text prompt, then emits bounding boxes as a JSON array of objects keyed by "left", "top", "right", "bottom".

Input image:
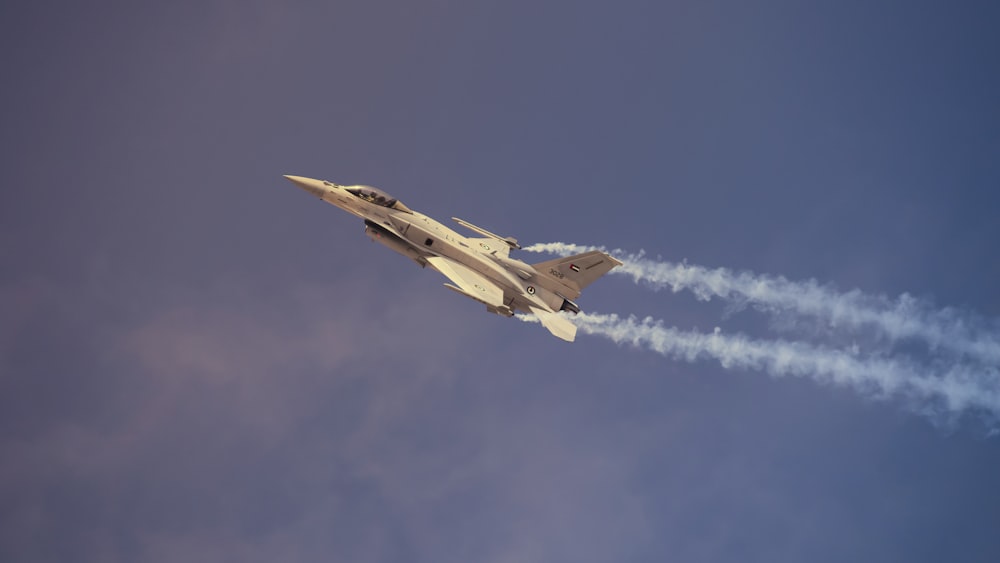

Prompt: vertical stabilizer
[{"left": 531, "top": 251, "right": 623, "bottom": 299}]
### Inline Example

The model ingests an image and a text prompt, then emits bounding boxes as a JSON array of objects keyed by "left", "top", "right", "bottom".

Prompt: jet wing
[
  {"left": 426, "top": 256, "right": 505, "bottom": 309},
  {"left": 468, "top": 237, "right": 511, "bottom": 258},
  {"left": 452, "top": 217, "right": 521, "bottom": 251}
]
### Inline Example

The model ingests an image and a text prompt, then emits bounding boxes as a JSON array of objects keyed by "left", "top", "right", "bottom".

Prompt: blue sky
[{"left": 3, "top": 1, "right": 1000, "bottom": 561}]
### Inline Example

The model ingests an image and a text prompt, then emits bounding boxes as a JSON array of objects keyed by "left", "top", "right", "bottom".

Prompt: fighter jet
[{"left": 284, "top": 175, "right": 621, "bottom": 342}]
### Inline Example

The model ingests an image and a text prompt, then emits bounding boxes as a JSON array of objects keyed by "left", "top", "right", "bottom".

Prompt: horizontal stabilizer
[{"left": 530, "top": 307, "right": 578, "bottom": 342}]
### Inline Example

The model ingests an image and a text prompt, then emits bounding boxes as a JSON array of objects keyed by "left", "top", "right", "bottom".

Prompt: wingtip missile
[{"left": 452, "top": 217, "right": 522, "bottom": 249}]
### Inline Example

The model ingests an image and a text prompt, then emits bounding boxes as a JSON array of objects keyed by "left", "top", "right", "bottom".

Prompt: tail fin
[{"left": 532, "top": 251, "right": 622, "bottom": 299}]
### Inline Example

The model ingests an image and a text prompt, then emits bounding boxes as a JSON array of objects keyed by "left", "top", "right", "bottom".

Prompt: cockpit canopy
[{"left": 345, "top": 185, "right": 412, "bottom": 213}]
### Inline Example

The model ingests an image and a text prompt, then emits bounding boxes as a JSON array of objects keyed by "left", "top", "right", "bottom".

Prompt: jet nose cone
[{"left": 283, "top": 175, "right": 327, "bottom": 197}]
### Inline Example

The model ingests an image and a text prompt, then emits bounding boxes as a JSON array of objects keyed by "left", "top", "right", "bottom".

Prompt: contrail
[
  {"left": 517, "top": 312, "right": 1000, "bottom": 422},
  {"left": 524, "top": 242, "right": 1000, "bottom": 366}
]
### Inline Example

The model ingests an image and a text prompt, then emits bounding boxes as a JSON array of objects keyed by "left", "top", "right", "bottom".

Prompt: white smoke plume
[
  {"left": 524, "top": 242, "right": 1000, "bottom": 366},
  {"left": 516, "top": 312, "right": 1000, "bottom": 422}
]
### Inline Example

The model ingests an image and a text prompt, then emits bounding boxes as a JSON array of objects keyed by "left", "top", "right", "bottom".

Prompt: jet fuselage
[
  {"left": 284, "top": 175, "right": 566, "bottom": 316},
  {"left": 284, "top": 175, "right": 621, "bottom": 341}
]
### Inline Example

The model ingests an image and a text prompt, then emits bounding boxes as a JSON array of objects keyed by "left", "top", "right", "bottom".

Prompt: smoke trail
[
  {"left": 524, "top": 242, "right": 1000, "bottom": 366},
  {"left": 517, "top": 312, "right": 1000, "bottom": 422}
]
